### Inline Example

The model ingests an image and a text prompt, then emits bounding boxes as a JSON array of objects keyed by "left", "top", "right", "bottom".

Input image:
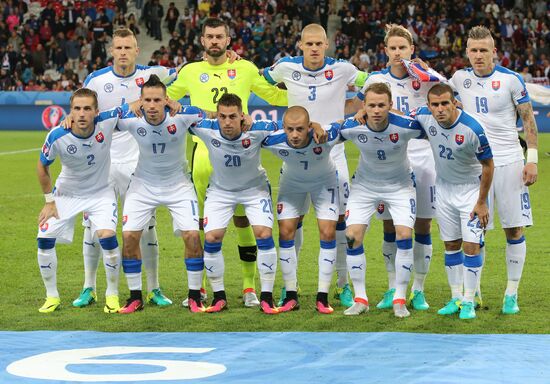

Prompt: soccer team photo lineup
[{"left": 26, "top": 15, "right": 543, "bottom": 323}]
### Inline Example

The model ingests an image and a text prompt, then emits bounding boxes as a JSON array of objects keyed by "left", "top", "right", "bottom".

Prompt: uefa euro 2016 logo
[{"left": 41, "top": 105, "right": 67, "bottom": 130}]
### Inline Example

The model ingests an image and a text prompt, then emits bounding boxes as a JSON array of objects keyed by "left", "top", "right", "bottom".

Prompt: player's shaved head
[
  {"left": 301, "top": 24, "right": 327, "bottom": 41},
  {"left": 283, "top": 106, "right": 310, "bottom": 124},
  {"left": 283, "top": 106, "right": 311, "bottom": 148}
]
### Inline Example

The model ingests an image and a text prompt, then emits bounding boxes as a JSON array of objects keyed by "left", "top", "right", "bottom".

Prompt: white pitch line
[{"left": 0, "top": 148, "right": 40, "bottom": 156}]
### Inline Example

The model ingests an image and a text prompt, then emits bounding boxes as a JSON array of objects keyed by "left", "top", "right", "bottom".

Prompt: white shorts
[
  {"left": 123, "top": 177, "right": 199, "bottom": 236},
  {"left": 277, "top": 182, "right": 339, "bottom": 221},
  {"left": 346, "top": 180, "right": 416, "bottom": 229},
  {"left": 487, "top": 160, "right": 533, "bottom": 230},
  {"left": 332, "top": 147, "right": 350, "bottom": 216},
  {"left": 435, "top": 181, "right": 483, "bottom": 244},
  {"left": 38, "top": 189, "right": 118, "bottom": 244},
  {"left": 203, "top": 183, "right": 273, "bottom": 232}
]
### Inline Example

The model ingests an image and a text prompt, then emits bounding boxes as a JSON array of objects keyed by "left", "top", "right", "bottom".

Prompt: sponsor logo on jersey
[
  {"left": 455, "top": 134, "right": 464, "bottom": 145},
  {"left": 377, "top": 203, "right": 385, "bottom": 214},
  {"left": 39, "top": 223, "right": 48, "bottom": 232},
  {"left": 167, "top": 124, "right": 177, "bottom": 134},
  {"left": 200, "top": 73, "right": 209, "bottom": 83},
  {"left": 137, "top": 127, "right": 147, "bottom": 136},
  {"left": 313, "top": 146, "right": 323, "bottom": 154},
  {"left": 42, "top": 144, "right": 50, "bottom": 156},
  {"left": 211, "top": 139, "right": 221, "bottom": 147},
  {"left": 228, "top": 69, "right": 236, "bottom": 79},
  {"left": 135, "top": 77, "right": 145, "bottom": 87},
  {"left": 104, "top": 83, "right": 114, "bottom": 93},
  {"left": 324, "top": 69, "right": 334, "bottom": 80},
  {"left": 67, "top": 144, "right": 77, "bottom": 154},
  {"left": 412, "top": 80, "right": 421, "bottom": 90},
  {"left": 277, "top": 203, "right": 283, "bottom": 214},
  {"left": 492, "top": 81, "right": 500, "bottom": 90},
  {"left": 292, "top": 71, "right": 301, "bottom": 81},
  {"left": 429, "top": 126, "right": 437, "bottom": 136},
  {"left": 95, "top": 132, "right": 105, "bottom": 143},
  {"left": 122, "top": 215, "right": 128, "bottom": 225},
  {"left": 463, "top": 79, "right": 471, "bottom": 88},
  {"left": 390, "top": 133, "right": 399, "bottom": 143},
  {"left": 242, "top": 138, "right": 251, "bottom": 148},
  {"left": 279, "top": 149, "right": 289, "bottom": 156},
  {"left": 357, "top": 134, "right": 368, "bottom": 143}
]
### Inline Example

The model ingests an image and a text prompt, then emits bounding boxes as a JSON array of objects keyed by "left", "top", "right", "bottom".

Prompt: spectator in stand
[
  {"left": 150, "top": 0, "right": 163, "bottom": 41},
  {"left": 165, "top": 2, "right": 179, "bottom": 35}
]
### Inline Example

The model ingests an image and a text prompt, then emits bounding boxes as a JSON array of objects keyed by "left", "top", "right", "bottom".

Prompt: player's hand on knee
[
  {"left": 129, "top": 100, "right": 144, "bottom": 117},
  {"left": 38, "top": 202, "right": 59, "bottom": 227},
  {"left": 522, "top": 163, "right": 537, "bottom": 186},
  {"left": 167, "top": 99, "right": 182, "bottom": 117},
  {"left": 311, "top": 122, "right": 328, "bottom": 144},
  {"left": 471, "top": 203, "right": 489, "bottom": 228}
]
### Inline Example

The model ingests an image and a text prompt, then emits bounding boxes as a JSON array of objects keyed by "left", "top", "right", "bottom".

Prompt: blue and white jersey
[
  {"left": 262, "top": 123, "right": 341, "bottom": 192},
  {"left": 39, "top": 108, "right": 121, "bottom": 198},
  {"left": 190, "top": 120, "right": 277, "bottom": 192},
  {"left": 449, "top": 65, "right": 529, "bottom": 166},
  {"left": 84, "top": 65, "right": 178, "bottom": 163},
  {"left": 413, "top": 107, "right": 493, "bottom": 184},
  {"left": 357, "top": 67, "right": 444, "bottom": 158},
  {"left": 117, "top": 105, "right": 203, "bottom": 187},
  {"left": 339, "top": 113, "right": 424, "bottom": 186}
]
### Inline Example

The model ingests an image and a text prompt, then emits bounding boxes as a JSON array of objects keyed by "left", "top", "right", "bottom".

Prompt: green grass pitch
[{"left": 0, "top": 131, "right": 548, "bottom": 333}]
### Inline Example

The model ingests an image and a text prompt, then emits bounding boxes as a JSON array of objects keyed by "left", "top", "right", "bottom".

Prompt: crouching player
[
  {"left": 413, "top": 84, "right": 493, "bottom": 320},
  {"left": 116, "top": 75, "right": 205, "bottom": 314},
  {"left": 340, "top": 83, "right": 425, "bottom": 317},
  {"left": 36, "top": 89, "right": 123, "bottom": 313},
  {"left": 262, "top": 106, "right": 341, "bottom": 314}
]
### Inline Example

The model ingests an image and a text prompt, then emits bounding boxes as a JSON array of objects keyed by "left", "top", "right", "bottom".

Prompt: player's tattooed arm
[
  {"left": 310, "top": 122, "right": 328, "bottom": 144},
  {"left": 36, "top": 160, "right": 59, "bottom": 226},
  {"left": 517, "top": 102, "right": 538, "bottom": 186},
  {"left": 471, "top": 157, "right": 494, "bottom": 228}
]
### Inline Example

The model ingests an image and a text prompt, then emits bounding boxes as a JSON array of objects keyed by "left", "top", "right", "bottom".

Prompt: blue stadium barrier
[{"left": 0, "top": 91, "right": 548, "bottom": 132}]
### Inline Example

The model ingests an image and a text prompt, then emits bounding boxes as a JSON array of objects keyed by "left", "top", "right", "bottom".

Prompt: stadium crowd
[{"left": 1, "top": 0, "right": 548, "bottom": 91}]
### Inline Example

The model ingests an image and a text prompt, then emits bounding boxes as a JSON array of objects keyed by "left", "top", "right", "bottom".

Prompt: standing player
[
  {"left": 36, "top": 89, "right": 122, "bottom": 313},
  {"left": 74, "top": 28, "right": 179, "bottom": 313},
  {"left": 262, "top": 106, "right": 341, "bottom": 314},
  {"left": 450, "top": 26, "right": 538, "bottom": 315},
  {"left": 354, "top": 25, "right": 440, "bottom": 311},
  {"left": 262, "top": 23, "right": 369, "bottom": 307},
  {"left": 413, "top": 84, "right": 494, "bottom": 319},
  {"left": 115, "top": 76, "right": 205, "bottom": 314},
  {"left": 167, "top": 18, "right": 288, "bottom": 308},
  {"left": 340, "top": 83, "right": 425, "bottom": 318}
]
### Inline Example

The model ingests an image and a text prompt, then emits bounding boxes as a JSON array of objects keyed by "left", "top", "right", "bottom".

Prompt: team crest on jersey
[
  {"left": 42, "top": 144, "right": 50, "bottom": 156},
  {"left": 412, "top": 80, "right": 421, "bottom": 90},
  {"left": 39, "top": 223, "right": 48, "bottom": 232},
  {"left": 390, "top": 133, "right": 399, "bottom": 143},
  {"left": 135, "top": 77, "right": 145, "bottom": 87},
  {"left": 455, "top": 134, "right": 464, "bottom": 145},
  {"left": 292, "top": 71, "right": 301, "bottom": 81},
  {"left": 228, "top": 69, "right": 236, "bottom": 79},
  {"left": 492, "top": 81, "right": 500, "bottom": 90},
  {"left": 277, "top": 203, "right": 283, "bottom": 214},
  {"left": 324, "top": 70, "right": 334, "bottom": 80},
  {"left": 313, "top": 146, "right": 323, "bottom": 154},
  {"left": 167, "top": 124, "right": 177, "bottom": 134},
  {"left": 137, "top": 127, "right": 147, "bottom": 136},
  {"left": 463, "top": 79, "right": 472, "bottom": 88},
  {"left": 200, "top": 73, "right": 209, "bottom": 83},
  {"left": 211, "top": 139, "right": 221, "bottom": 147},
  {"left": 279, "top": 149, "right": 289, "bottom": 156},
  {"left": 95, "top": 132, "right": 105, "bottom": 143},
  {"left": 358, "top": 134, "right": 368, "bottom": 143},
  {"left": 242, "top": 138, "right": 251, "bottom": 148},
  {"left": 67, "top": 144, "right": 77, "bottom": 154},
  {"left": 377, "top": 203, "right": 385, "bottom": 214},
  {"left": 104, "top": 83, "right": 114, "bottom": 93},
  {"left": 429, "top": 126, "right": 437, "bottom": 136}
]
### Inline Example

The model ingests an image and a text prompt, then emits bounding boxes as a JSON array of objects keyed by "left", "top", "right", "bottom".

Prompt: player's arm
[
  {"left": 166, "top": 66, "right": 190, "bottom": 102},
  {"left": 36, "top": 160, "right": 59, "bottom": 226},
  {"left": 471, "top": 157, "right": 494, "bottom": 228},
  {"left": 344, "top": 70, "right": 369, "bottom": 115},
  {"left": 251, "top": 67, "right": 288, "bottom": 106},
  {"left": 517, "top": 102, "right": 538, "bottom": 186},
  {"left": 310, "top": 121, "right": 328, "bottom": 144}
]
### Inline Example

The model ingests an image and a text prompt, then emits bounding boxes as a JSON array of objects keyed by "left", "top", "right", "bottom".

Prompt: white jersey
[
  {"left": 40, "top": 108, "right": 121, "bottom": 198},
  {"left": 357, "top": 67, "right": 442, "bottom": 157},
  {"left": 190, "top": 119, "right": 277, "bottom": 192},
  {"left": 262, "top": 56, "right": 361, "bottom": 157},
  {"left": 339, "top": 113, "right": 424, "bottom": 186},
  {"left": 262, "top": 123, "right": 341, "bottom": 192},
  {"left": 84, "top": 65, "right": 178, "bottom": 163},
  {"left": 117, "top": 105, "right": 203, "bottom": 187},
  {"left": 449, "top": 65, "right": 529, "bottom": 166},
  {"left": 413, "top": 107, "right": 493, "bottom": 184}
]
